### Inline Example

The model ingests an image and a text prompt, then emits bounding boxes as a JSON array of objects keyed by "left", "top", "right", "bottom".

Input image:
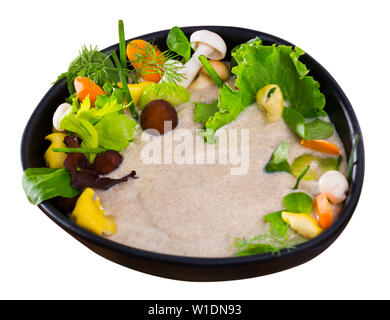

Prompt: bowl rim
[{"left": 21, "top": 25, "right": 365, "bottom": 268}]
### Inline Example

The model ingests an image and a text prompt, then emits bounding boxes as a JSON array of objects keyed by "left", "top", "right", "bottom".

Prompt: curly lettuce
[{"left": 202, "top": 38, "right": 328, "bottom": 140}]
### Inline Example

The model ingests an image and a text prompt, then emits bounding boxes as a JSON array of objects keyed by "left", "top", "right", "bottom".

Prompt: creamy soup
[{"left": 95, "top": 79, "right": 346, "bottom": 257}]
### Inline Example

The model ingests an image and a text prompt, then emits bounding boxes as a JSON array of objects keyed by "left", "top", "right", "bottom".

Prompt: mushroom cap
[{"left": 190, "top": 30, "right": 227, "bottom": 60}]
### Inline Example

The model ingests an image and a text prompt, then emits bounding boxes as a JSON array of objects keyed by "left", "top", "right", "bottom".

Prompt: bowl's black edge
[{"left": 21, "top": 26, "right": 365, "bottom": 281}]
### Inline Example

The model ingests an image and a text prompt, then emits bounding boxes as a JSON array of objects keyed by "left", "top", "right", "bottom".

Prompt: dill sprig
[
  {"left": 232, "top": 228, "right": 305, "bottom": 257},
  {"left": 56, "top": 45, "right": 122, "bottom": 94},
  {"left": 128, "top": 40, "right": 186, "bottom": 86}
]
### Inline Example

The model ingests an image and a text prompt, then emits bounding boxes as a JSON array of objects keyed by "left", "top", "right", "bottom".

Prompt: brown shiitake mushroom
[
  {"left": 93, "top": 150, "right": 123, "bottom": 175},
  {"left": 140, "top": 99, "right": 178, "bottom": 135}
]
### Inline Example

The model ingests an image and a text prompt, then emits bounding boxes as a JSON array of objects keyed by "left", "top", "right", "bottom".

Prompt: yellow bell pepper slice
[
  {"left": 44, "top": 133, "right": 68, "bottom": 168},
  {"left": 282, "top": 211, "right": 323, "bottom": 239},
  {"left": 71, "top": 188, "right": 116, "bottom": 236},
  {"left": 118, "top": 81, "right": 154, "bottom": 107}
]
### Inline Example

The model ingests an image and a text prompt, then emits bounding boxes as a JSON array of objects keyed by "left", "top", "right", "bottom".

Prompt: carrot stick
[
  {"left": 315, "top": 193, "right": 333, "bottom": 229},
  {"left": 300, "top": 139, "right": 340, "bottom": 155}
]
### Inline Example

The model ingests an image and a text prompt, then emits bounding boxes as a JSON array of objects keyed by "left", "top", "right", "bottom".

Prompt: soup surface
[{"left": 95, "top": 79, "right": 346, "bottom": 257}]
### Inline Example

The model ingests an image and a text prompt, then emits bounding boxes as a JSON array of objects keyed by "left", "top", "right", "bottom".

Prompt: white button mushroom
[
  {"left": 52, "top": 103, "right": 72, "bottom": 131},
  {"left": 319, "top": 170, "right": 349, "bottom": 204},
  {"left": 178, "top": 30, "right": 227, "bottom": 88},
  {"left": 159, "top": 59, "right": 185, "bottom": 83}
]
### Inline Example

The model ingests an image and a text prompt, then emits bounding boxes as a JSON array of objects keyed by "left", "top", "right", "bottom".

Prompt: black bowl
[{"left": 21, "top": 26, "right": 364, "bottom": 281}]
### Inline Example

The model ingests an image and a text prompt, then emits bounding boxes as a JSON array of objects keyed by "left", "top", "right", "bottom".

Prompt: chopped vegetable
[
  {"left": 232, "top": 39, "right": 325, "bottom": 118},
  {"left": 256, "top": 84, "right": 284, "bottom": 122},
  {"left": 283, "top": 107, "right": 334, "bottom": 140},
  {"left": 167, "top": 26, "right": 192, "bottom": 63},
  {"left": 282, "top": 212, "right": 323, "bottom": 239},
  {"left": 292, "top": 153, "right": 340, "bottom": 181},
  {"left": 315, "top": 193, "right": 333, "bottom": 229},
  {"left": 71, "top": 188, "right": 116, "bottom": 236},
  {"left": 22, "top": 168, "right": 80, "bottom": 205},
  {"left": 199, "top": 60, "right": 230, "bottom": 82},
  {"left": 56, "top": 45, "right": 119, "bottom": 94},
  {"left": 74, "top": 76, "right": 106, "bottom": 106},
  {"left": 283, "top": 192, "right": 313, "bottom": 214},
  {"left": 118, "top": 20, "right": 127, "bottom": 69},
  {"left": 264, "top": 141, "right": 291, "bottom": 174},
  {"left": 194, "top": 101, "right": 219, "bottom": 126},
  {"left": 301, "top": 139, "right": 340, "bottom": 155},
  {"left": 111, "top": 50, "right": 139, "bottom": 121},
  {"left": 138, "top": 83, "right": 190, "bottom": 109},
  {"left": 319, "top": 170, "right": 349, "bottom": 204},
  {"left": 117, "top": 81, "right": 154, "bottom": 107},
  {"left": 346, "top": 133, "right": 360, "bottom": 182},
  {"left": 60, "top": 113, "right": 99, "bottom": 162},
  {"left": 198, "top": 55, "right": 224, "bottom": 87},
  {"left": 293, "top": 165, "right": 310, "bottom": 190},
  {"left": 263, "top": 211, "right": 288, "bottom": 238},
  {"left": 44, "top": 133, "right": 67, "bottom": 168},
  {"left": 126, "top": 39, "right": 164, "bottom": 82},
  {"left": 178, "top": 30, "right": 227, "bottom": 88},
  {"left": 95, "top": 113, "right": 137, "bottom": 151}
]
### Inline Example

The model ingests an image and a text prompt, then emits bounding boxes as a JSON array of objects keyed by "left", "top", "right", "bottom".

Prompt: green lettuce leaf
[
  {"left": 60, "top": 113, "right": 99, "bottom": 161},
  {"left": 95, "top": 113, "right": 137, "bottom": 151},
  {"left": 22, "top": 168, "right": 80, "bottom": 205},
  {"left": 232, "top": 40, "right": 325, "bottom": 118},
  {"left": 76, "top": 92, "right": 126, "bottom": 125},
  {"left": 194, "top": 101, "right": 219, "bottom": 126},
  {"left": 205, "top": 84, "right": 247, "bottom": 132}
]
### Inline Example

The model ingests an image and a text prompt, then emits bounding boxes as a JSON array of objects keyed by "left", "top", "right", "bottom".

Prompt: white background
[{"left": 1, "top": 0, "right": 389, "bottom": 299}]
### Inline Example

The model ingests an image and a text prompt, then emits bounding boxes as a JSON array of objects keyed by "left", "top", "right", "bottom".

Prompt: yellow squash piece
[
  {"left": 256, "top": 84, "right": 284, "bottom": 122},
  {"left": 118, "top": 81, "right": 154, "bottom": 107},
  {"left": 71, "top": 188, "right": 116, "bottom": 236},
  {"left": 44, "top": 133, "right": 68, "bottom": 168},
  {"left": 282, "top": 211, "right": 323, "bottom": 239}
]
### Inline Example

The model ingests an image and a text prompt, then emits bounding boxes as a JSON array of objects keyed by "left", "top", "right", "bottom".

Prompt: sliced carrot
[
  {"left": 300, "top": 139, "right": 340, "bottom": 155},
  {"left": 74, "top": 76, "right": 105, "bottom": 107},
  {"left": 315, "top": 193, "right": 333, "bottom": 229},
  {"left": 126, "top": 39, "right": 164, "bottom": 82}
]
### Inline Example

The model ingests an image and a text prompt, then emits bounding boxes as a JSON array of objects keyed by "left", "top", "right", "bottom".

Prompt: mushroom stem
[{"left": 179, "top": 44, "right": 214, "bottom": 88}]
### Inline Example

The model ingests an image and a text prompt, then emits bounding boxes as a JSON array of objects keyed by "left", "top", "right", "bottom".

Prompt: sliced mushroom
[{"left": 178, "top": 30, "right": 227, "bottom": 88}]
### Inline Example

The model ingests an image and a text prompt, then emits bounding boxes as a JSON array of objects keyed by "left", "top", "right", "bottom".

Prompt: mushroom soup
[{"left": 22, "top": 22, "right": 354, "bottom": 258}]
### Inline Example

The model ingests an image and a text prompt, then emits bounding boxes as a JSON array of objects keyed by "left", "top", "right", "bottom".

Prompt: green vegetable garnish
[
  {"left": 56, "top": 45, "right": 120, "bottom": 95},
  {"left": 51, "top": 148, "right": 107, "bottom": 153},
  {"left": 22, "top": 168, "right": 80, "bottom": 205},
  {"left": 166, "top": 26, "right": 191, "bottom": 63},
  {"left": 293, "top": 165, "right": 310, "bottom": 190},
  {"left": 118, "top": 20, "right": 127, "bottom": 69},
  {"left": 95, "top": 113, "right": 137, "bottom": 151},
  {"left": 194, "top": 101, "right": 219, "bottom": 126},
  {"left": 346, "top": 133, "right": 360, "bottom": 182},
  {"left": 232, "top": 40, "right": 325, "bottom": 118},
  {"left": 292, "top": 153, "right": 340, "bottom": 181},
  {"left": 264, "top": 141, "right": 291, "bottom": 174},
  {"left": 138, "top": 83, "right": 190, "bottom": 109},
  {"left": 264, "top": 211, "right": 288, "bottom": 238},
  {"left": 60, "top": 114, "right": 99, "bottom": 162},
  {"left": 283, "top": 107, "right": 334, "bottom": 140},
  {"left": 198, "top": 55, "right": 224, "bottom": 87},
  {"left": 111, "top": 50, "right": 139, "bottom": 121},
  {"left": 283, "top": 192, "right": 313, "bottom": 214},
  {"left": 76, "top": 91, "right": 128, "bottom": 125}
]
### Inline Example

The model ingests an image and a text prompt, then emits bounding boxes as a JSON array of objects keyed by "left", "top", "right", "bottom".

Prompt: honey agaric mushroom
[{"left": 178, "top": 30, "right": 227, "bottom": 88}]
